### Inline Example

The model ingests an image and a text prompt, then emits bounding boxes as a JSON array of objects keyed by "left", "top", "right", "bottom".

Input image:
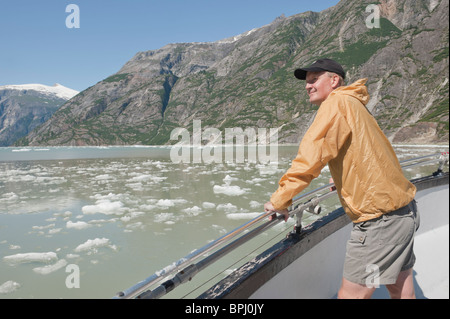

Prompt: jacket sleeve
[{"left": 270, "top": 97, "right": 352, "bottom": 210}]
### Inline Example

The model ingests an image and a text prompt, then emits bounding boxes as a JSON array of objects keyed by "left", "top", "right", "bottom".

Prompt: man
[{"left": 264, "top": 58, "right": 419, "bottom": 299}]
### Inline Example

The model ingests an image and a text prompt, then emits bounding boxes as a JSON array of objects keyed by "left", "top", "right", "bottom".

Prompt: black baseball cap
[{"left": 294, "top": 58, "right": 346, "bottom": 80}]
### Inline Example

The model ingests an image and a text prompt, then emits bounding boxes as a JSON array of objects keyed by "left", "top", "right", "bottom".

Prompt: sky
[{"left": 0, "top": 0, "right": 340, "bottom": 92}]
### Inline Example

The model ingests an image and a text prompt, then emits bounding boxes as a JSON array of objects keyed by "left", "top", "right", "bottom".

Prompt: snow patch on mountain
[{"left": 0, "top": 83, "right": 79, "bottom": 100}]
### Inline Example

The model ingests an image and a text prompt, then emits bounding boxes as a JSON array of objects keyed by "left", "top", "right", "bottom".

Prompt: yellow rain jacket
[{"left": 270, "top": 78, "right": 416, "bottom": 223}]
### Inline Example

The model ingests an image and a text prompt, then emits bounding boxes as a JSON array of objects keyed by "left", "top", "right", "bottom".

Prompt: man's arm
[{"left": 267, "top": 95, "right": 352, "bottom": 217}]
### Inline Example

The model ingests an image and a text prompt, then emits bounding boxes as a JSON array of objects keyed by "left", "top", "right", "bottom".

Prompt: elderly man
[{"left": 264, "top": 59, "right": 419, "bottom": 299}]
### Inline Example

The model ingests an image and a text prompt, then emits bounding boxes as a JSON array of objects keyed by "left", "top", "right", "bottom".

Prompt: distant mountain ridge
[
  {"left": 17, "top": 0, "right": 449, "bottom": 147},
  {"left": 0, "top": 83, "right": 78, "bottom": 146}
]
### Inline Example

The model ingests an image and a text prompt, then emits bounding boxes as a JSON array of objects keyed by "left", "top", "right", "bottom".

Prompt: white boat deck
[
  {"left": 371, "top": 224, "right": 449, "bottom": 299},
  {"left": 373, "top": 183, "right": 449, "bottom": 299},
  {"left": 413, "top": 224, "right": 449, "bottom": 298}
]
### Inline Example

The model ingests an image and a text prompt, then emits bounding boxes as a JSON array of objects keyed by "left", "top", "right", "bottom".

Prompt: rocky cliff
[{"left": 17, "top": 0, "right": 449, "bottom": 146}]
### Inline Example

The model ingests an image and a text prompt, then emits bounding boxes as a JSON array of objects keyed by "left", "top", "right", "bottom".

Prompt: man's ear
[{"left": 331, "top": 74, "right": 341, "bottom": 89}]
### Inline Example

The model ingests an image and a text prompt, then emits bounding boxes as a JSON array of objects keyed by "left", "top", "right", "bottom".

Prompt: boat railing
[{"left": 113, "top": 152, "right": 448, "bottom": 299}]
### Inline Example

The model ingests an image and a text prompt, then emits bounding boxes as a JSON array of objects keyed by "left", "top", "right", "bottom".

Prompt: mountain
[
  {"left": 17, "top": 0, "right": 449, "bottom": 147},
  {"left": 0, "top": 84, "right": 79, "bottom": 146}
]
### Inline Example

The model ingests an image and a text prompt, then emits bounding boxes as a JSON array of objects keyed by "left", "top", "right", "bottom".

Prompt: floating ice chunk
[
  {"left": 154, "top": 212, "right": 176, "bottom": 224},
  {"left": 48, "top": 228, "right": 62, "bottom": 234},
  {"left": 18, "top": 175, "right": 36, "bottom": 182},
  {"left": 125, "top": 222, "right": 143, "bottom": 230},
  {"left": 33, "top": 259, "right": 68, "bottom": 275},
  {"left": 121, "top": 216, "right": 131, "bottom": 222},
  {"left": 74, "top": 238, "right": 114, "bottom": 253},
  {"left": 257, "top": 164, "right": 283, "bottom": 175},
  {"left": 212, "top": 224, "right": 227, "bottom": 234},
  {"left": 129, "top": 174, "right": 152, "bottom": 182},
  {"left": 54, "top": 211, "right": 73, "bottom": 218},
  {"left": 3, "top": 252, "right": 58, "bottom": 265},
  {"left": 126, "top": 182, "right": 143, "bottom": 191},
  {"left": 223, "top": 175, "right": 238, "bottom": 184},
  {"left": 216, "top": 203, "right": 238, "bottom": 213},
  {"left": 139, "top": 204, "right": 157, "bottom": 211},
  {"left": 213, "top": 184, "right": 248, "bottom": 196},
  {"left": 202, "top": 202, "right": 216, "bottom": 209},
  {"left": 156, "top": 198, "right": 188, "bottom": 208},
  {"left": 249, "top": 200, "right": 261, "bottom": 209},
  {"left": 66, "top": 220, "right": 92, "bottom": 230},
  {"left": 91, "top": 193, "right": 120, "bottom": 201},
  {"left": 156, "top": 199, "right": 175, "bottom": 207},
  {"left": 82, "top": 201, "right": 125, "bottom": 215},
  {"left": 35, "top": 176, "right": 66, "bottom": 185},
  {"left": 0, "top": 281, "right": 21, "bottom": 294},
  {"left": 151, "top": 176, "right": 168, "bottom": 183},
  {"left": 183, "top": 206, "right": 202, "bottom": 216},
  {"left": 0, "top": 192, "right": 18, "bottom": 202},
  {"left": 32, "top": 223, "right": 55, "bottom": 230},
  {"left": 120, "top": 211, "right": 145, "bottom": 222},
  {"left": 95, "top": 174, "right": 113, "bottom": 180},
  {"left": 247, "top": 178, "right": 266, "bottom": 184}
]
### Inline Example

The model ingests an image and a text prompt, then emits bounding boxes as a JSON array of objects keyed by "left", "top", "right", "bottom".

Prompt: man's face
[{"left": 305, "top": 71, "right": 336, "bottom": 106}]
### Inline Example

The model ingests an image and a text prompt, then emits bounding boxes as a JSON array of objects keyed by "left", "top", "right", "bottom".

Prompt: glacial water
[{"left": 0, "top": 144, "right": 446, "bottom": 299}]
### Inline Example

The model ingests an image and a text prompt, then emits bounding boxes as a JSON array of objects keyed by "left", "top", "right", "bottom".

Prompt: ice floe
[
  {"left": 249, "top": 200, "right": 261, "bottom": 209},
  {"left": 156, "top": 198, "right": 188, "bottom": 208},
  {"left": 82, "top": 200, "right": 125, "bottom": 215},
  {"left": 3, "top": 252, "right": 58, "bottom": 265},
  {"left": 0, "top": 192, "right": 18, "bottom": 202},
  {"left": 216, "top": 203, "right": 238, "bottom": 213},
  {"left": 154, "top": 212, "right": 176, "bottom": 224},
  {"left": 33, "top": 259, "right": 68, "bottom": 275},
  {"left": 156, "top": 199, "right": 176, "bottom": 207},
  {"left": 74, "top": 238, "right": 117, "bottom": 253},
  {"left": 202, "top": 202, "right": 216, "bottom": 209},
  {"left": 183, "top": 206, "right": 202, "bottom": 216},
  {"left": 213, "top": 184, "right": 249, "bottom": 196},
  {"left": 0, "top": 281, "right": 21, "bottom": 294},
  {"left": 66, "top": 220, "right": 92, "bottom": 230},
  {"left": 75, "top": 238, "right": 116, "bottom": 252}
]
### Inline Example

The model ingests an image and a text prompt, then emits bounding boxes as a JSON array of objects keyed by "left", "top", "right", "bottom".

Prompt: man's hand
[{"left": 264, "top": 202, "right": 290, "bottom": 222}]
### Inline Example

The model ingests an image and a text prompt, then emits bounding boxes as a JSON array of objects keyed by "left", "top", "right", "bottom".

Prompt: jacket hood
[{"left": 330, "top": 78, "right": 370, "bottom": 105}]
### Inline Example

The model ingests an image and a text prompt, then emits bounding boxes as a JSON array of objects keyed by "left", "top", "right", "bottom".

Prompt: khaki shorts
[{"left": 343, "top": 200, "right": 420, "bottom": 286}]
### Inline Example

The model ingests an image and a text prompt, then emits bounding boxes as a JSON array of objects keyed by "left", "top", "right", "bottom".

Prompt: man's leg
[
  {"left": 338, "top": 277, "right": 375, "bottom": 299},
  {"left": 385, "top": 268, "right": 416, "bottom": 299}
]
